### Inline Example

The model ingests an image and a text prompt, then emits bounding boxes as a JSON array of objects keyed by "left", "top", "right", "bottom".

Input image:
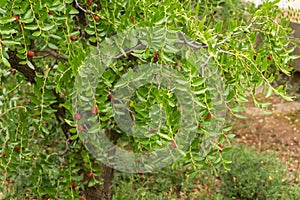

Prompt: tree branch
[
  {"left": 74, "top": 0, "right": 93, "bottom": 14},
  {"left": 8, "top": 50, "right": 39, "bottom": 83},
  {"left": 113, "top": 43, "right": 146, "bottom": 60},
  {"left": 43, "top": 49, "right": 68, "bottom": 61},
  {"left": 7, "top": 49, "right": 72, "bottom": 139}
]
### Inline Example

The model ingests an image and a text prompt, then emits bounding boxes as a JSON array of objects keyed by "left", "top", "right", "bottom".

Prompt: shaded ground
[{"left": 232, "top": 72, "right": 300, "bottom": 183}]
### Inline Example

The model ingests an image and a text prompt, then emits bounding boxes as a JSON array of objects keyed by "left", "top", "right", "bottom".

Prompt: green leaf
[
  {"left": 192, "top": 77, "right": 205, "bottom": 87},
  {"left": 70, "top": 134, "right": 79, "bottom": 140},
  {"left": 0, "top": 17, "right": 15, "bottom": 24},
  {"left": 2, "top": 40, "right": 20, "bottom": 46},
  {"left": 0, "top": 1, "right": 6, "bottom": 7},
  {"left": 161, "top": 54, "right": 175, "bottom": 63},
  {"left": 265, "top": 87, "right": 273, "bottom": 98},
  {"left": 70, "top": 128, "right": 77, "bottom": 134},
  {"left": 49, "top": 34, "right": 62, "bottom": 40},
  {"left": 42, "top": 25, "right": 55, "bottom": 31},
  {"left": 0, "top": 29, "right": 17, "bottom": 35},
  {"left": 24, "top": 9, "right": 32, "bottom": 19},
  {"left": 154, "top": 16, "right": 168, "bottom": 25},
  {"left": 41, "top": 125, "right": 49, "bottom": 134},
  {"left": 32, "top": 31, "right": 41, "bottom": 37},
  {"left": 69, "top": 7, "right": 79, "bottom": 14},
  {"left": 24, "top": 25, "right": 39, "bottom": 30},
  {"left": 27, "top": 61, "right": 35, "bottom": 70},
  {"left": 48, "top": 43, "right": 58, "bottom": 50},
  {"left": 261, "top": 110, "right": 272, "bottom": 115},
  {"left": 223, "top": 125, "right": 232, "bottom": 132},
  {"left": 20, "top": 18, "right": 34, "bottom": 23},
  {"left": 289, "top": 55, "right": 300, "bottom": 60},
  {"left": 226, "top": 134, "right": 235, "bottom": 139},
  {"left": 65, "top": 119, "right": 76, "bottom": 128},
  {"left": 157, "top": 132, "right": 172, "bottom": 140},
  {"left": 2, "top": 57, "right": 10, "bottom": 67},
  {"left": 194, "top": 87, "right": 208, "bottom": 94},
  {"left": 233, "top": 113, "right": 246, "bottom": 119}
]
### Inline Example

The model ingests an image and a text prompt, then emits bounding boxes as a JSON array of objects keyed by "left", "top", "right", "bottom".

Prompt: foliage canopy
[{"left": 0, "top": 0, "right": 297, "bottom": 199}]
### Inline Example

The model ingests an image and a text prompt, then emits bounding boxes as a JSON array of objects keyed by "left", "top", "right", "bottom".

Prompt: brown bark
[
  {"left": 83, "top": 128, "right": 118, "bottom": 200},
  {"left": 8, "top": 50, "right": 42, "bottom": 83},
  {"left": 84, "top": 164, "right": 114, "bottom": 200}
]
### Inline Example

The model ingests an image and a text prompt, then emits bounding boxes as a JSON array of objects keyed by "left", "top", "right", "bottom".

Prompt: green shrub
[
  {"left": 220, "top": 146, "right": 300, "bottom": 200},
  {"left": 112, "top": 165, "right": 193, "bottom": 200},
  {"left": 112, "top": 164, "right": 219, "bottom": 200}
]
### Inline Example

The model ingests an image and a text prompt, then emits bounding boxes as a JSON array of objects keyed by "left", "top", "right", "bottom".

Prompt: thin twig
[
  {"left": 178, "top": 20, "right": 257, "bottom": 50},
  {"left": 218, "top": 49, "right": 236, "bottom": 56},
  {"left": 33, "top": 54, "right": 50, "bottom": 59},
  {"left": 44, "top": 49, "right": 68, "bottom": 61},
  {"left": 74, "top": 0, "right": 93, "bottom": 14},
  {"left": 126, "top": 108, "right": 136, "bottom": 122},
  {"left": 113, "top": 43, "right": 146, "bottom": 59},
  {"left": 201, "top": 55, "right": 211, "bottom": 76},
  {"left": 215, "top": 20, "right": 257, "bottom": 46},
  {"left": 178, "top": 32, "right": 207, "bottom": 49},
  {"left": 57, "top": 132, "right": 71, "bottom": 156}
]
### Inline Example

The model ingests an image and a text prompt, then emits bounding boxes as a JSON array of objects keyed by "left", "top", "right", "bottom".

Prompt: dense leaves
[{"left": 0, "top": 0, "right": 298, "bottom": 199}]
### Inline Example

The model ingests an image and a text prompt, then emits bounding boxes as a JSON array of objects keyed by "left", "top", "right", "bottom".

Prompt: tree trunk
[
  {"left": 83, "top": 129, "right": 118, "bottom": 200},
  {"left": 84, "top": 165, "right": 114, "bottom": 200}
]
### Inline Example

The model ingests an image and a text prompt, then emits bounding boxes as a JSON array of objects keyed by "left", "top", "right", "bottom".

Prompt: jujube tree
[{"left": 0, "top": 0, "right": 297, "bottom": 199}]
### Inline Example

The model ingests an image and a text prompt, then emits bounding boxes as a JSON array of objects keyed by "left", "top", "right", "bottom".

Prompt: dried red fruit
[
  {"left": 198, "top": 125, "right": 203, "bottom": 129},
  {"left": 48, "top": 11, "right": 53, "bottom": 15},
  {"left": 94, "top": 15, "right": 100, "bottom": 21},
  {"left": 91, "top": 106, "right": 98, "bottom": 115},
  {"left": 148, "top": 129, "right": 155, "bottom": 133},
  {"left": 171, "top": 140, "right": 177, "bottom": 148},
  {"left": 108, "top": 93, "right": 114, "bottom": 103},
  {"left": 77, "top": 125, "right": 84, "bottom": 132},
  {"left": 87, "top": 172, "right": 93, "bottom": 178},
  {"left": 130, "top": 16, "right": 134, "bottom": 22},
  {"left": 153, "top": 51, "right": 159, "bottom": 62},
  {"left": 218, "top": 144, "right": 223, "bottom": 153},
  {"left": 5, "top": 177, "right": 10, "bottom": 182},
  {"left": 33, "top": 114, "right": 38, "bottom": 119},
  {"left": 71, "top": 181, "right": 77, "bottom": 189},
  {"left": 1, "top": 152, "right": 5, "bottom": 157},
  {"left": 12, "top": 15, "right": 19, "bottom": 22},
  {"left": 205, "top": 113, "right": 212, "bottom": 120},
  {"left": 88, "top": 0, "right": 93, "bottom": 6},
  {"left": 141, "top": 152, "right": 148, "bottom": 156},
  {"left": 267, "top": 55, "right": 273, "bottom": 60},
  {"left": 14, "top": 147, "right": 20, "bottom": 151},
  {"left": 27, "top": 51, "right": 35, "bottom": 57},
  {"left": 74, "top": 113, "right": 81, "bottom": 120},
  {"left": 70, "top": 35, "right": 77, "bottom": 41}
]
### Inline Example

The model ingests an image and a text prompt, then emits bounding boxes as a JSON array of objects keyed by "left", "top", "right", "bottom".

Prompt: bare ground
[{"left": 232, "top": 73, "right": 300, "bottom": 183}]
